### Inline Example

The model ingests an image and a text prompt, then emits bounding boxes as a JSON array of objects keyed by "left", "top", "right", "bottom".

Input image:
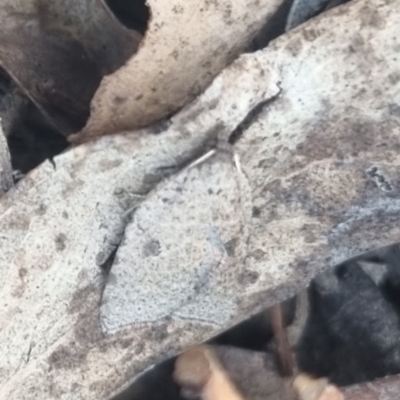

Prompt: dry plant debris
[
  {"left": 174, "top": 345, "right": 344, "bottom": 400},
  {"left": 72, "top": 0, "right": 285, "bottom": 141},
  {"left": 269, "top": 303, "right": 296, "bottom": 377},
  {"left": 0, "top": 0, "right": 400, "bottom": 398},
  {"left": 174, "top": 345, "right": 246, "bottom": 400},
  {"left": 293, "top": 374, "right": 344, "bottom": 400},
  {"left": 0, "top": 122, "right": 12, "bottom": 194},
  {"left": 0, "top": 0, "right": 141, "bottom": 134}
]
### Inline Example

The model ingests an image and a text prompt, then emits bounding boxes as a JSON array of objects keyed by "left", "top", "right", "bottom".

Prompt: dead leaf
[
  {"left": 0, "top": 0, "right": 141, "bottom": 135},
  {"left": 343, "top": 374, "right": 400, "bottom": 399},
  {"left": 1, "top": 0, "right": 400, "bottom": 398},
  {"left": 175, "top": 346, "right": 345, "bottom": 400},
  {"left": 70, "top": 0, "right": 285, "bottom": 142},
  {"left": 293, "top": 374, "right": 344, "bottom": 400},
  {"left": 174, "top": 345, "right": 246, "bottom": 400},
  {"left": 175, "top": 345, "right": 297, "bottom": 400}
]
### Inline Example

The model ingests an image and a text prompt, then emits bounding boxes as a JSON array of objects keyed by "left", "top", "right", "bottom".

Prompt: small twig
[
  {"left": 268, "top": 293, "right": 344, "bottom": 400},
  {"left": 267, "top": 290, "right": 309, "bottom": 378},
  {"left": 185, "top": 149, "right": 217, "bottom": 171},
  {"left": 268, "top": 303, "right": 296, "bottom": 377},
  {"left": 233, "top": 153, "right": 242, "bottom": 174},
  {"left": 287, "top": 289, "right": 310, "bottom": 348}
]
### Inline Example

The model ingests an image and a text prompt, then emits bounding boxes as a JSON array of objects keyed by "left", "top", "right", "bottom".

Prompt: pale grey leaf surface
[
  {"left": 1, "top": 0, "right": 400, "bottom": 399},
  {"left": 0, "top": 122, "right": 12, "bottom": 195}
]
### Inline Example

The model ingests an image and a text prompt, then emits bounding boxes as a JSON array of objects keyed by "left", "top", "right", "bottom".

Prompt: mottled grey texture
[
  {"left": 344, "top": 374, "right": 400, "bottom": 399},
  {"left": 0, "top": 123, "right": 12, "bottom": 195},
  {"left": 0, "top": 0, "right": 400, "bottom": 398}
]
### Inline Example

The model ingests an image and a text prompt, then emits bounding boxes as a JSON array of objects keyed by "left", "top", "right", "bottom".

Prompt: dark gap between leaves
[
  {"left": 7, "top": 102, "right": 69, "bottom": 175},
  {"left": 0, "top": 67, "right": 69, "bottom": 176},
  {"left": 105, "top": 0, "right": 151, "bottom": 34},
  {"left": 0, "top": 64, "right": 70, "bottom": 176},
  {"left": 249, "top": 0, "right": 351, "bottom": 52},
  {"left": 0, "top": 2, "right": 151, "bottom": 178},
  {"left": 100, "top": 246, "right": 120, "bottom": 276},
  {"left": 248, "top": 0, "right": 295, "bottom": 51},
  {"left": 229, "top": 93, "right": 281, "bottom": 145},
  {"left": 110, "top": 243, "right": 400, "bottom": 400}
]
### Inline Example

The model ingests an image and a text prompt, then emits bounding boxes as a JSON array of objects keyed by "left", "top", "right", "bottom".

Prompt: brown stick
[{"left": 268, "top": 303, "right": 296, "bottom": 377}]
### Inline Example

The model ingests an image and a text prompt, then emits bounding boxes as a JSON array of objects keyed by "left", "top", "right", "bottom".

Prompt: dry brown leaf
[
  {"left": 71, "top": 0, "right": 285, "bottom": 142},
  {"left": 293, "top": 374, "right": 344, "bottom": 400},
  {"left": 175, "top": 345, "right": 299, "bottom": 400},
  {"left": 175, "top": 346, "right": 345, "bottom": 400},
  {"left": 174, "top": 345, "right": 246, "bottom": 400},
  {"left": 0, "top": 0, "right": 141, "bottom": 134}
]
